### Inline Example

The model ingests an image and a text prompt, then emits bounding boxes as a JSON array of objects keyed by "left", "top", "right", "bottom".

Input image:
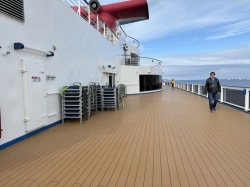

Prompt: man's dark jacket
[{"left": 205, "top": 77, "right": 221, "bottom": 94}]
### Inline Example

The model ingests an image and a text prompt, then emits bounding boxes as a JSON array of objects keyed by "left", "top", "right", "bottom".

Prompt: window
[{"left": 140, "top": 75, "right": 162, "bottom": 92}]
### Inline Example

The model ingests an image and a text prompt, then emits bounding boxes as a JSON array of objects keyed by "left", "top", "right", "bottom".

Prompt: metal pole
[
  {"left": 103, "top": 23, "right": 106, "bottom": 36},
  {"left": 220, "top": 86, "right": 224, "bottom": 103},
  {"left": 88, "top": 5, "right": 90, "bottom": 24},
  {"left": 77, "top": 0, "right": 81, "bottom": 15},
  {"left": 97, "top": 15, "right": 99, "bottom": 32},
  {"left": 244, "top": 88, "right": 249, "bottom": 112}
]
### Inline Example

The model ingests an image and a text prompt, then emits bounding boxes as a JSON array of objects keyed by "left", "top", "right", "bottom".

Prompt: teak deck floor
[{"left": 0, "top": 87, "right": 250, "bottom": 187}]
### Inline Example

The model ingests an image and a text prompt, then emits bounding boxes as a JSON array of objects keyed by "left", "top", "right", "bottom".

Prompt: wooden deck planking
[
  {"left": 0, "top": 86, "right": 250, "bottom": 187},
  {"left": 2, "top": 118, "right": 112, "bottom": 186},
  {"left": 37, "top": 115, "right": 124, "bottom": 185}
]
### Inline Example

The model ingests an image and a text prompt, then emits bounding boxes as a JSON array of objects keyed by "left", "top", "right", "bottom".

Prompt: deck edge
[{"left": 0, "top": 120, "right": 62, "bottom": 150}]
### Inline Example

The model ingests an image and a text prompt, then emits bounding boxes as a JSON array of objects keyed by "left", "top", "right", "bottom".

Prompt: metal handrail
[
  {"left": 169, "top": 82, "right": 250, "bottom": 112},
  {"left": 121, "top": 55, "right": 162, "bottom": 66},
  {"left": 118, "top": 26, "right": 140, "bottom": 48}
]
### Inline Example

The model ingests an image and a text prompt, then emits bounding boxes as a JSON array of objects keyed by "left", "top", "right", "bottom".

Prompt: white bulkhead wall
[
  {"left": 0, "top": 0, "right": 126, "bottom": 145},
  {"left": 120, "top": 65, "right": 163, "bottom": 95}
]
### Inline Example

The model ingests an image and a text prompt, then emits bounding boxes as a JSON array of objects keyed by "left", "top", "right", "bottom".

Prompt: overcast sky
[{"left": 100, "top": 0, "right": 250, "bottom": 80}]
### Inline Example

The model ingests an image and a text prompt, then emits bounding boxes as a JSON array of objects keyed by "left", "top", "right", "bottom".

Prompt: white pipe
[
  {"left": 47, "top": 112, "right": 57, "bottom": 117},
  {"left": 221, "top": 86, "right": 244, "bottom": 90},
  {"left": 24, "top": 45, "right": 52, "bottom": 56},
  {"left": 47, "top": 92, "right": 60, "bottom": 95}
]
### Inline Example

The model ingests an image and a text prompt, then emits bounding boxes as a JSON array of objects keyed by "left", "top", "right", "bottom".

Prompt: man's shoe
[
  {"left": 210, "top": 109, "right": 213, "bottom": 113},
  {"left": 213, "top": 108, "right": 216, "bottom": 111}
]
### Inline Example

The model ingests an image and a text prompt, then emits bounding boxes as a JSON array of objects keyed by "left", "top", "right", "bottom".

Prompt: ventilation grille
[{"left": 0, "top": 0, "right": 24, "bottom": 22}]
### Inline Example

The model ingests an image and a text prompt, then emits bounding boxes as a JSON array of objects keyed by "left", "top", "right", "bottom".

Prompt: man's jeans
[{"left": 208, "top": 92, "right": 219, "bottom": 110}]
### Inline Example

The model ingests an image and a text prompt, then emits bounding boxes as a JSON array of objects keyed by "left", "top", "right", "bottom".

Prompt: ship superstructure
[{"left": 0, "top": 0, "right": 162, "bottom": 147}]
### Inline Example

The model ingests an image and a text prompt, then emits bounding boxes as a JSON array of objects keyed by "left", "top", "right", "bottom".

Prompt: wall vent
[{"left": 0, "top": 0, "right": 24, "bottom": 23}]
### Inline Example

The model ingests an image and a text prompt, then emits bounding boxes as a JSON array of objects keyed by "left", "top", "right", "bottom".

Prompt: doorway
[{"left": 109, "top": 74, "right": 115, "bottom": 87}]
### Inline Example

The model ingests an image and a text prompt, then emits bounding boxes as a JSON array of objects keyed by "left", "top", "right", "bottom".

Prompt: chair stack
[
  {"left": 89, "top": 83, "right": 98, "bottom": 112},
  {"left": 82, "top": 86, "right": 92, "bottom": 120},
  {"left": 61, "top": 83, "right": 124, "bottom": 124},
  {"left": 101, "top": 87, "right": 117, "bottom": 111},
  {"left": 96, "top": 85, "right": 103, "bottom": 110},
  {"left": 61, "top": 86, "right": 83, "bottom": 124},
  {"left": 116, "top": 84, "right": 126, "bottom": 110}
]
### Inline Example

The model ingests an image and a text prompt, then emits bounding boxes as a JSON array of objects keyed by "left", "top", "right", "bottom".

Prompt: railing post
[
  {"left": 191, "top": 84, "right": 194, "bottom": 93},
  {"left": 220, "top": 86, "right": 224, "bottom": 103},
  {"left": 186, "top": 84, "right": 188, "bottom": 91},
  {"left": 97, "top": 15, "right": 99, "bottom": 32},
  {"left": 77, "top": 0, "right": 81, "bottom": 15},
  {"left": 198, "top": 84, "right": 200, "bottom": 95},
  {"left": 103, "top": 23, "right": 105, "bottom": 36},
  {"left": 88, "top": 5, "right": 91, "bottom": 24},
  {"left": 245, "top": 88, "right": 249, "bottom": 112}
]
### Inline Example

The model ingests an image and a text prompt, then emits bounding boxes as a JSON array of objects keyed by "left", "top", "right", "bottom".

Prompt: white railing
[
  {"left": 63, "top": 0, "right": 120, "bottom": 44},
  {"left": 120, "top": 55, "right": 162, "bottom": 67},
  {"left": 168, "top": 82, "right": 250, "bottom": 112},
  {"left": 62, "top": 0, "right": 140, "bottom": 46}
]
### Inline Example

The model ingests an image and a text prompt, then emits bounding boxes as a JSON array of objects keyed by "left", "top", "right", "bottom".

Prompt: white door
[{"left": 20, "top": 59, "right": 47, "bottom": 132}]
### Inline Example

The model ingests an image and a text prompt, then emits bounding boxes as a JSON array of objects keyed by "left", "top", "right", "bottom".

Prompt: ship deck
[{"left": 0, "top": 86, "right": 250, "bottom": 187}]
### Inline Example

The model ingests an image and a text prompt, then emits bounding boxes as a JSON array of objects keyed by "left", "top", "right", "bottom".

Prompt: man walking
[{"left": 205, "top": 72, "right": 221, "bottom": 112}]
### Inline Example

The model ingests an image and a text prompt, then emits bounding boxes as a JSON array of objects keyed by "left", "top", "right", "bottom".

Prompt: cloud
[
  {"left": 139, "top": 45, "right": 154, "bottom": 52},
  {"left": 119, "top": 0, "right": 250, "bottom": 41},
  {"left": 161, "top": 46, "right": 250, "bottom": 79},
  {"left": 161, "top": 46, "right": 250, "bottom": 66},
  {"left": 206, "top": 19, "right": 250, "bottom": 40},
  {"left": 163, "top": 64, "right": 250, "bottom": 80}
]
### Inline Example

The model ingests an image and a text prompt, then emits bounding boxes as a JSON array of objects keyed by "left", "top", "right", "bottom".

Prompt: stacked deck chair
[
  {"left": 61, "top": 84, "right": 83, "bottom": 124},
  {"left": 82, "top": 85, "right": 92, "bottom": 120},
  {"left": 101, "top": 86, "right": 117, "bottom": 111}
]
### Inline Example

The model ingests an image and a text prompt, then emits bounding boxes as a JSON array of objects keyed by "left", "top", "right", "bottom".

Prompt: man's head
[{"left": 210, "top": 72, "right": 216, "bottom": 78}]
